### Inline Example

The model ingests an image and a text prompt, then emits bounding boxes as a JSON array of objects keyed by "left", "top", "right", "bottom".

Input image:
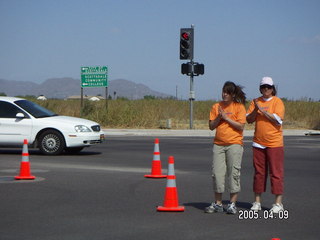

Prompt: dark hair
[
  {"left": 222, "top": 81, "right": 246, "bottom": 104},
  {"left": 259, "top": 85, "right": 277, "bottom": 96}
]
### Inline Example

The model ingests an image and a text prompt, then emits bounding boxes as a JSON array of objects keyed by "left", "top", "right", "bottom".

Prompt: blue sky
[{"left": 0, "top": 0, "right": 319, "bottom": 100}]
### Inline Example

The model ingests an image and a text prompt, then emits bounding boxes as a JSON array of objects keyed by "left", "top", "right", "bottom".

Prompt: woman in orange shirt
[
  {"left": 246, "top": 77, "right": 285, "bottom": 214},
  {"left": 205, "top": 81, "right": 246, "bottom": 214}
]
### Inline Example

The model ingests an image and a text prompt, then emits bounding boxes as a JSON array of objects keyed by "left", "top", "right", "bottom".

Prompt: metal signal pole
[
  {"left": 189, "top": 24, "right": 195, "bottom": 129},
  {"left": 189, "top": 61, "right": 194, "bottom": 129}
]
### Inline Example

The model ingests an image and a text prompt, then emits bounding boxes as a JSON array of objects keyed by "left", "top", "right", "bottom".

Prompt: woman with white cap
[{"left": 246, "top": 77, "right": 285, "bottom": 214}]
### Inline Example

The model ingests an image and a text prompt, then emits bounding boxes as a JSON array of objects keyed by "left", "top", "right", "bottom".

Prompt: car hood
[{"left": 39, "top": 115, "right": 100, "bottom": 126}]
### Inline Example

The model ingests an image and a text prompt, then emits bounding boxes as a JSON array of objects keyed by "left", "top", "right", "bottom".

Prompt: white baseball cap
[{"left": 260, "top": 77, "right": 274, "bottom": 86}]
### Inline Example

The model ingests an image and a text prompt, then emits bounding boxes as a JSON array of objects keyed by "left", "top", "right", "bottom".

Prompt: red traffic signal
[
  {"left": 181, "top": 32, "right": 190, "bottom": 40},
  {"left": 180, "top": 28, "right": 194, "bottom": 60}
]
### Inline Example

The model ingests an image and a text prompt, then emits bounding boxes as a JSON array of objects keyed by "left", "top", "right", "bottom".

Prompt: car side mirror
[{"left": 16, "top": 113, "right": 25, "bottom": 118}]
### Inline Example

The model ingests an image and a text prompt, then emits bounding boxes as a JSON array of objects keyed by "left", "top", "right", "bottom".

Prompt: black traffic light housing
[
  {"left": 180, "top": 28, "right": 194, "bottom": 60},
  {"left": 181, "top": 62, "right": 192, "bottom": 75},
  {"left": 193, "top": 63, "right": 204, "bottom": 75},
  {"left": 181, "top": 62, "right": 204, "bottom": 76}
]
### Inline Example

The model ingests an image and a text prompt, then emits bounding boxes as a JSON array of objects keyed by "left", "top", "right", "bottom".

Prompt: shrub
[{"left": 34, "top": 99, "right": 320, "bottom": 130}]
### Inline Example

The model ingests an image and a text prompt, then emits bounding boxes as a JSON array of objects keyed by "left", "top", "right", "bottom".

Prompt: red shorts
[{"left": 252, "top": 147, "right": 284, "bottom": 195}]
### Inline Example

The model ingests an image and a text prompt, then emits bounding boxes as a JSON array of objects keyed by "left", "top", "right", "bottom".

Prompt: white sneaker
[
  {"left": 226, "top": 202, "right": 237, "bottom": 214},
  {"left": 270, "top": 203, "right": 284, "bottom": 213},
  {"left": 250, "top": 202, "right": 261, "bottom": 211}
]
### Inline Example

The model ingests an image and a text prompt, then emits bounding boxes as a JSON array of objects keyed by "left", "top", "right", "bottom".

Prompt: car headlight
[{"left": 75, "top": 125, "right": 92, "bottom": 132}]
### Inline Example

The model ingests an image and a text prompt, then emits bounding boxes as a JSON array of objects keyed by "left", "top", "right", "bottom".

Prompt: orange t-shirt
[
  {"left": 247, "top": 96, "right": 285, "bottom": 147},
  {"left": 209, "top": 102, "right": 246, "bottom": 145}
]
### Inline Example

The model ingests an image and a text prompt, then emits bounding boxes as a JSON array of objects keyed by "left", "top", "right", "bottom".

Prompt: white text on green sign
[{"left": 81, "top": 66, "right": 108, "bottom": 87}]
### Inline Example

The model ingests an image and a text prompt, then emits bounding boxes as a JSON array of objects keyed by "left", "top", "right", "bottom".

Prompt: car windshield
[{"left": 15, "top": 100, "right": 58, "bottom": 118}]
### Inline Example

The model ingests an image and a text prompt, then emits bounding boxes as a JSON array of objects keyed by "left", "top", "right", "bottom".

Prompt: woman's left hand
[{"left": 218, "top": 106, "right": 228, "bottom": 120}]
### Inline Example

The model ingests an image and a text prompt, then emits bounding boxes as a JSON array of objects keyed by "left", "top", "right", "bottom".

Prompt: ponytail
[{"left": 234, "top": 85, "right": 246, "bottom": 104}]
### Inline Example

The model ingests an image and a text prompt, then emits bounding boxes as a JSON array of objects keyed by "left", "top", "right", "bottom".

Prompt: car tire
[{"left": 38, "top": 130, "right": 65, "bottom": 155}]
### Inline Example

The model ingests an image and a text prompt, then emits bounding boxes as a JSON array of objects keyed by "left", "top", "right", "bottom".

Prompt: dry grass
[
  {"left": 33, "top": 98, "right": 320, "bottom": 130},
  {"left": 282, "top": 100, "right": 320, "bottom": 129}
]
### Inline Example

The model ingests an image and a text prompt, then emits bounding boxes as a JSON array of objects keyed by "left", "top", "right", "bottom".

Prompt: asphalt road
[{"left": 0, "top": 135, "right": 319, "bottom": 240}]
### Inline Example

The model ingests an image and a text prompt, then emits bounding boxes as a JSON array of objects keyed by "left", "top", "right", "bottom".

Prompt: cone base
[
  {"left": 144, "top": 174, "right": 167, "bottom": 178},
  {"left": 15, "top": 176, "right": 36, "bottom": 180},
  {"left": 157, "top": 206, "right": 185, "bottom": 212}
]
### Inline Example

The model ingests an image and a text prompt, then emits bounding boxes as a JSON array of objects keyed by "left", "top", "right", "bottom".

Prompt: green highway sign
[{"left": 81, "top": 66, "right": 108, "bottom": 87}]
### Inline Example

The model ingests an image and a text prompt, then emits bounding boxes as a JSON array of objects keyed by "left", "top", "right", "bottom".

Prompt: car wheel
[
  {"left": 64, "top": 147, "right": 84, "bottom": 154},
  {"left": 38, "top": 130, "right": 65, "bottom": 155}
]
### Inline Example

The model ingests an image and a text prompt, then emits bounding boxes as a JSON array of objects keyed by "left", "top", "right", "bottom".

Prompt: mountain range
[{"left": 0, "top": 78, "right": 172, "bottom": 99}]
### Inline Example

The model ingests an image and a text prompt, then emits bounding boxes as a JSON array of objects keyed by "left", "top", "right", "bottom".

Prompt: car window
[
  {"left": 0, "top": 101, "right": 26, "bottom": 118},
  {"left": 15, "top": 100, "right": 57, "bottom": 118}
]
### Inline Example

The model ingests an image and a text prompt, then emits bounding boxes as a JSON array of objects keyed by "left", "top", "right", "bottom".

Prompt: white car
[{"left": 0, "top": 96, "right": 105, "bottom": 155}]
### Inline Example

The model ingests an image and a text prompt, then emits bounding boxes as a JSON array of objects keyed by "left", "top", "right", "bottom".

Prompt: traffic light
[
  {"left": 181, "top": 62, "right": 204, "bottom": 76},
  {"left": 194, "top": 63, "right": 204, "bottom": 75},
  {"left": 181, "top": 62, "right": 192, "bottom": 75},
  {"left": 180, "top": 28, "right": 194, "bottom": 60}
]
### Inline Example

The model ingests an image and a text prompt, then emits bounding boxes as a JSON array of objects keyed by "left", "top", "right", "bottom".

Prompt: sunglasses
[{"left": 260, "top": 84, "right": 273, "bottom": 89}]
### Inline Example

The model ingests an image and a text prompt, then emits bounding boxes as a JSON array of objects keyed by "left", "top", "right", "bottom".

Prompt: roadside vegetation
[{"left": 24, "top": 97, "right": 320, "bottom": 130}]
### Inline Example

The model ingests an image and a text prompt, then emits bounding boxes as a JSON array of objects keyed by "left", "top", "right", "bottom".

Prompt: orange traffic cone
[
  {"left": 157, "top": 156, "right": 185, "bottom": 212},
  {"left": 144, "top": 138, "right": 166, "bottom": 178},
  {"left": 15, "top": 139, "right": 35, "bottom": 180}
]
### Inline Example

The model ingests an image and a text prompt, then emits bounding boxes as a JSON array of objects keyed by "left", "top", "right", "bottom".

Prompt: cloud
[
  {"left": 302, "top": 34, "right": 320, "bottom": 44},
  {"left": 287, "top": 34, "right": 320, "bottom": 44},
  {"left": 292, "top": 34, "right": 320, "bottom": 44}
]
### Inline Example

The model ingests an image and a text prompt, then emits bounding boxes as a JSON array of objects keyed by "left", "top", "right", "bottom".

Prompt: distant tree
[
  {"left": 144, "top": 95, "right": 156, "bottom": 100},
  {"left": 0, "top": 92, "right": 7, "bottom": 96},
  {"left": 165, "top": 96, "right": 177, "bottom": 100},
  {"left": 15, "top": 95, "right": 37, "bottom": 100},
  {"left": 117, "top": 97, "right": 129, "bottom": 101}
]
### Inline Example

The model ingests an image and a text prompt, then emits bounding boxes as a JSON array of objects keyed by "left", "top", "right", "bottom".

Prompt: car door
[{"left": 0, "top": 101, "right": 33, "bottom": 145}]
